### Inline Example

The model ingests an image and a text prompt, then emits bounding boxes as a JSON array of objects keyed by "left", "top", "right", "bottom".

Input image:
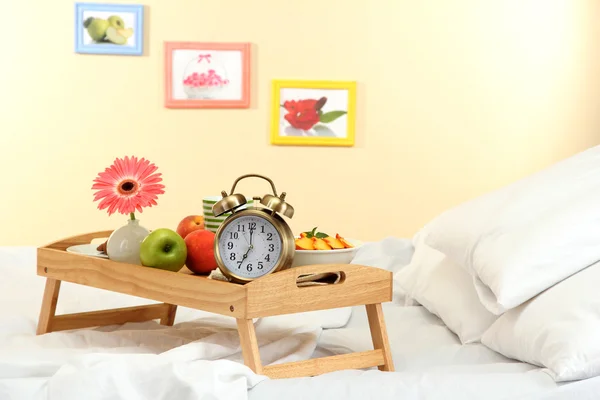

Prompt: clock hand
[
  {"left": 237, "top": 246, "right": 251, "bottom": 270},
  {"left": 241, "top": 229, "right": 254, "bottom": 258},
  {"left": 241, "top": 228, "right": 256, "bottom": 270},
  {"left": 241, "top": 246, "right": 251, "bottom": 260}
]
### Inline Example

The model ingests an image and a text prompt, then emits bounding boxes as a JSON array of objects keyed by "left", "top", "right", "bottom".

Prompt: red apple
[
  {"left": 184, "top": 229, "right": 218, "bottom": 275},
  {"left": 176, "top": 215, "right": 205, "bottom": 239}
]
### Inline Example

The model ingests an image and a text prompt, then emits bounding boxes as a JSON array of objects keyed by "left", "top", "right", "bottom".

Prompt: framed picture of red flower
[{"left": 270, "top": 80, "right": 357, "bottom": 146}]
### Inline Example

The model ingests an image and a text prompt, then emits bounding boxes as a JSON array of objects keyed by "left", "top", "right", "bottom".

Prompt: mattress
[{"left": 1, "top": 244, "right": 600, "bottom": 400}]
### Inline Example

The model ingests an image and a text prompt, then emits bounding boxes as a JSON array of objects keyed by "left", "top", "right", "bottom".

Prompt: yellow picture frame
[{"left": 270, "top": 79, "right": 357, "bottom": 147}]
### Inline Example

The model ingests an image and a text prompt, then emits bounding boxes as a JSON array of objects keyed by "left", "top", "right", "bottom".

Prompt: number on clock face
[{"left": 218, "top": 215, "right": 282, "bottom": 279}]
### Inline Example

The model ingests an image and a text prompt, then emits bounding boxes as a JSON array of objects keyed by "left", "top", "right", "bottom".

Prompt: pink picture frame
[{"left": 164, "top": 42, "right": 251, "bottom": 109}]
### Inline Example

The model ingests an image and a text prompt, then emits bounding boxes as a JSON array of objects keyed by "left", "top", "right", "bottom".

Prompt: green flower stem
[{"left": 129, "top": 212, "right": 136, "bottom": 221}]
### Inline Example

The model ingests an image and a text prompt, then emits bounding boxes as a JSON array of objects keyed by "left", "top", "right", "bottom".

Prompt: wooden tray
[{"left": 36, "top": 231, "right": 395, "bottom": 379}]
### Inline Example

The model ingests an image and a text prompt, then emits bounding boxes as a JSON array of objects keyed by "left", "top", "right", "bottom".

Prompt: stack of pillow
[{"left": 395, "top": 144, "right": 600, "bottom": 382}]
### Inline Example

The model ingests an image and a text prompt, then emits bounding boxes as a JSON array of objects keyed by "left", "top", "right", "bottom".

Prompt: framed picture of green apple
[{"left": 75, "top": 2, "right": 144, "bottom": 56}]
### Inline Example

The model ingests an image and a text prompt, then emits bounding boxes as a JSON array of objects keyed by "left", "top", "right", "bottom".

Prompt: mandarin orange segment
[
  {"left": 335, "top": 233, "right": 354, "bottom": 248},
  {"left": 312, "top": 237, "right": 332, "bottom": 250},
  {"left": 324, "top": 236, "right": 345, "bottom": 249},
  {"left": 295, "top": 237, "right": 314, "bottom": 250},
  {"left": 296, "top": 230, "right": 355, "bottom": 250}
]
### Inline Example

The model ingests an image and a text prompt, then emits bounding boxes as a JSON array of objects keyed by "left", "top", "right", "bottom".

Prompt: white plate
[
  {"left": 66, "top": 243, "right": 109, "bottom": 259},
  {"left": 291, "top": 239, "right": 363, "bottom": 268}
]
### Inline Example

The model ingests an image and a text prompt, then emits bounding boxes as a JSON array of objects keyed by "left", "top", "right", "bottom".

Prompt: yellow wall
[{"left": 2, "top": 0, "right": 600, "bottom": 246}]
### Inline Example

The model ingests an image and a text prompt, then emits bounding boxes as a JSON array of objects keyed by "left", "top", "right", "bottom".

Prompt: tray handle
[
  {"left": 244, "top": 263, "right": 392, "bottom": 318},
  {"left": 295, "top": 270, "right": 345, "bottom": 287},
  {"left": 42, "top": 230, "right": 114, "bottom": 251},
  {"left": 249, "top": 263, "right": 390, "bottom": 293}
]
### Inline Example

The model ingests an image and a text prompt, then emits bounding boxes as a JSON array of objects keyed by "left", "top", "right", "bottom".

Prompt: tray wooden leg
[
  {"left": 237, "top": 318, "right": 263, "bottom": 374},
  {"left": 246, "top": 308, "right": 393, "bottom": 380},
  {"left": 36, "top": 276, "right": 179, "bottom": 334},
  {"left": 36, "top": 278, "right": 61, "bottom": 335},
  {"left": 365, "top": 303, "right": 394, "bottom": 372},
  {"left": 160, "top": 304, "right": 178, "bottom": 326}
]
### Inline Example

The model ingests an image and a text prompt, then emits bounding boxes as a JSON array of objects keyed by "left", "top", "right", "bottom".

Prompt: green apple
[
  {"left": 105, "top": 26, "right": 127, "bottom": 45},
  {"left": 140, "top": 228, "right": 187, "bottom": 272},
  {"left": 107, "top": 15, "right": 125, "bottom": 29},
  {"left": 83, "top": 17, "right": 109, "bottom": 42}
]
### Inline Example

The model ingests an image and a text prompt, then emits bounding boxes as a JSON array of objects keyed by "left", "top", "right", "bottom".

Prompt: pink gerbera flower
[{"left": 92, "top": 156, "right": 165, "bottom": 218}]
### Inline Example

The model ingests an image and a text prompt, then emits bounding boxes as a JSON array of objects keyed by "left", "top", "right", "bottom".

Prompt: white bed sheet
[
  {"left": 2, "top": 242, "right": 600, "bottom": 400},
  {"left": 248, "top": 304, "right": 564, "bottom": 399},
  {"left": 250, "top": 303, "right": 600, "bottom": 400}
]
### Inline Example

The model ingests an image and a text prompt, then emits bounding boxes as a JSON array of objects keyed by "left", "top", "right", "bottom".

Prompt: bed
[
  {"left": 0, "top": 241, "right": 598, "bottom": 399},
  {"left": 3, "top": 145, "right": 600, "bottom": 399}
]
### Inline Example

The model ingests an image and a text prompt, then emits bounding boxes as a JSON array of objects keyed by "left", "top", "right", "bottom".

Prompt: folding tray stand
[{"left": 36, "top": 231, "right": 395, "bottom": 379}]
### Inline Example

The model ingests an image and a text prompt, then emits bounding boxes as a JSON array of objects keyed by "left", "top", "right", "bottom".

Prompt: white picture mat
[
  {"left": 81, "top": 10, "right": 137, "bottom": 47},
  {"left": 278, "top": 88, "right": 349, "bottom": 138},
  {"left": 171, "top": 50, "right": 243, "bottom": 101}
]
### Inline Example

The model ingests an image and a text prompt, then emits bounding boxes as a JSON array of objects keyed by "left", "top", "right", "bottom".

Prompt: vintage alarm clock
[{"left": 212, "top": 174, "right": 296, "bottom": 284}]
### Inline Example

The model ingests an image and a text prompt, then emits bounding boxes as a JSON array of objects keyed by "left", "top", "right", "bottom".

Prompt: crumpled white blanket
[
  {"left": 0, "top": 316, "right": 325, "bottom": 400},
  {"left": 0, "top": 246, "right": 352, "bottom": 400}
]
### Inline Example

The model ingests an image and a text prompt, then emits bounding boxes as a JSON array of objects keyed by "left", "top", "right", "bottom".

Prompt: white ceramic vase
[{"left": 106, "top": 219, "right": 150, "bottom": 265}]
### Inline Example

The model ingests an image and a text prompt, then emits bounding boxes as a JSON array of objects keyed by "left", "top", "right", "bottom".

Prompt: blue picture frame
[{"left": 75, "top": 3, "right": 144, "bottom": 56}]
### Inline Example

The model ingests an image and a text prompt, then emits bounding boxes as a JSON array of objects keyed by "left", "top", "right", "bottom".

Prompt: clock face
[{"left": 217, "top": 214, "right": 283, "bottom": 280}]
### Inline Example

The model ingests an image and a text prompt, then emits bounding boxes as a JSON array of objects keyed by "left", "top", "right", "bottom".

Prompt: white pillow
[
  {"left": 394, "top": 233, "right": 497, "bottom": 344},
  {"left": 481, "top": 260, "right": 600, "bottom": 382},
  {"left": 424, "top": 144, "right": 600, "bottom": 314}
]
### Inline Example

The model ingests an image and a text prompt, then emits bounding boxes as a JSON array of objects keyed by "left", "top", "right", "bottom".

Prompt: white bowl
[{"left": 291, "top": 238, "right": 363, "bottom": 268}]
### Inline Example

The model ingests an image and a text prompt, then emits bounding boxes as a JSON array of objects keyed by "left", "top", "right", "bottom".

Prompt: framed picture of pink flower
[
  {"left": 270, "top": 79, "right": 357, "bottom": 147},
  {"left": 164, "top": 42, "right": 251, "bottom": 109}
]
